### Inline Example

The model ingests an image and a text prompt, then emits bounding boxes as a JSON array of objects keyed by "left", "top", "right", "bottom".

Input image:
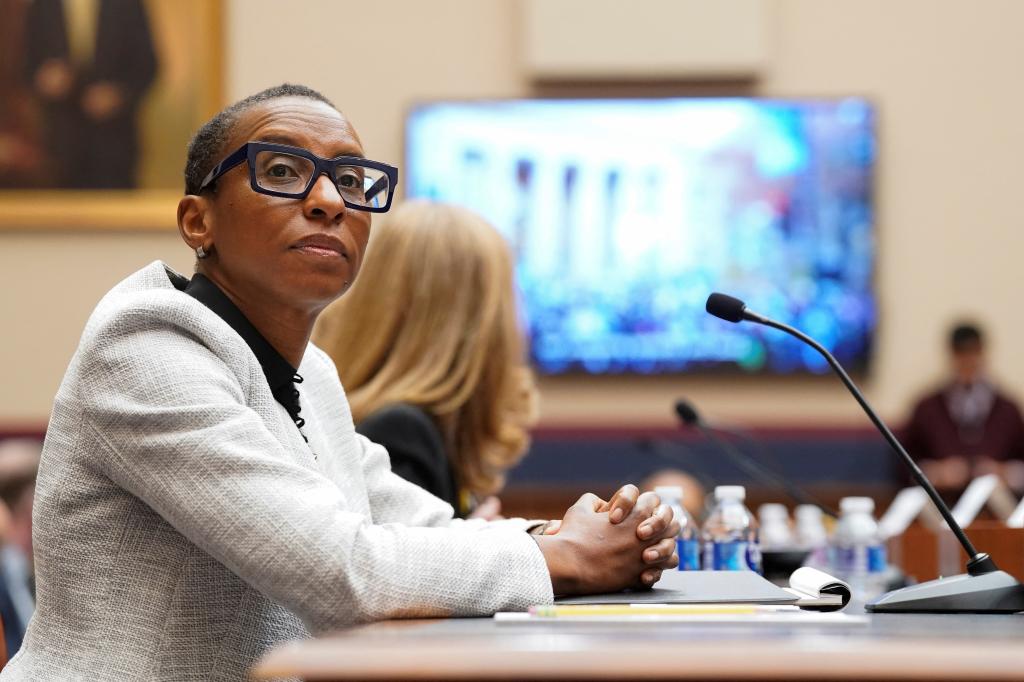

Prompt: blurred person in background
[
  {"left": 0, "top": 439, "right": 41, "bottom": 658},
  {"left": 0, "top": 0, "right": 47, "bottom": 188},
  {"left": 640, "top": 469, "right": 707, "bottom": 520},
  {"left": 317, "top": 201, "right": 538, "bottom": 520},
  {"left": 901, "top": 322, "right": 1024, "bottom": 491},
  {"left": 22, "top": 0, "right": 157, "bottom": 188}
]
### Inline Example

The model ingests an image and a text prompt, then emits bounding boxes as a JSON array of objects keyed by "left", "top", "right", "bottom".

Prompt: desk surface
[{"left": 253, "top": 608, "right": 1024, "bottom": 681}]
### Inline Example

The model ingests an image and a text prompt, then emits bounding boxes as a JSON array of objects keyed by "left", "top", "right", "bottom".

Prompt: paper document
[
  {"left": 494, "top": 607, "right": 868, "bottom": 626},
  {"left": 1008, "top": 496, "right": 1024, "bottom": 528},
  {"left": 878, "top": 487, "right": 930, "bottom": 538},
  {"left": 950, "top": 475, "right": 1018, "bottom": 526},
  {"left": 783, "top": 566, "right": 851, "bottom": 611}
]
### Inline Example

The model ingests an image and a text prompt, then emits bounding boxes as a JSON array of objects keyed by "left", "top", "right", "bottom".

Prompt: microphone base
[{"left": 866, "top": 570, "right": 1024, "bottom": 614}]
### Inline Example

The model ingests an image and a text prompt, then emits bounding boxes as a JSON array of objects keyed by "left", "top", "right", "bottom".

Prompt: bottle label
[
  {"left": 834, "top": 545, "right": 886, "bottom": 574},
  {"left": 835, "top": 546, "right": 857, "bottom": 573},
  {"left": 746, "top": 541, "right": 763, "bottom": 574},
  {"left": 676, "top": 538, "right": 701, "bottom": 571},
  {"left": 868, "top": 544, "right": 887, "bottom": 573},
  {"left": 708, "top": 540, "right": 749, "bottom": 571}
]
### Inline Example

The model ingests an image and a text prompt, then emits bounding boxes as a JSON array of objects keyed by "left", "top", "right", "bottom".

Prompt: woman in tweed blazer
[{"left": 2, "top": 84, "right": 679, "bottom": 681}]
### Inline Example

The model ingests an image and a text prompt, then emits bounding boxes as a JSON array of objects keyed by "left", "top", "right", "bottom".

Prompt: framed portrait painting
[{"left": 0, "top": 0, "right": 223, "bottom": 230}]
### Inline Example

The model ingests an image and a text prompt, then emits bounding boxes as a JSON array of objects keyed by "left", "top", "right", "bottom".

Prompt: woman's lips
[
  {"left": 291, "top": 234, "right": 348, "bottom": 260},
  {"left": 296, "top": 245, "right": 343, "bottom": 258}
]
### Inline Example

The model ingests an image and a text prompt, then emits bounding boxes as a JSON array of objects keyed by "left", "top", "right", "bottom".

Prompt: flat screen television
[{"left": 405, "top": 98, "right": 876, "bottom": 375}]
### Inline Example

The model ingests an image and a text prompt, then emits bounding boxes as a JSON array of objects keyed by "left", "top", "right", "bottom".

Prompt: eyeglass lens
[{"left": 253, "top": 150, "right": 390, "bottom": 208}]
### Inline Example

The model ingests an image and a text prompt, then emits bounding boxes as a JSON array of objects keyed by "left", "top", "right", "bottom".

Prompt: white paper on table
[
  {"left": 1007, "top": 496, "right": 1024, "bottom": 528},
  {"left": 493, "top": 610, "right": 869, "bottom": 625},
  {"left": 950, "top": 474, "right": 1016, "bottom": 527},
  {"left": 878, "top": 487, "right": 930, "bottom": 539},
  {"left": 784, "top": 567, "right": 850, "bottom": 611}
]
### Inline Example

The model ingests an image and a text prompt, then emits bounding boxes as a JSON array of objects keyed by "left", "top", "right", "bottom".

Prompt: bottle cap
[
  {"left": 714, "top": 485, "right": 745, "bottom": 501},
  {"left": 758, "top": 503, "right": 788, "bottom": 520},
  {"left": 795, "top": 504, "right": 824, "bottom": 521},
  {"left": 654, "top": 486, "right": 684, "bottom": 504},
  {"left": 839, "top": 496, "right": 875, "bottom": 514}
]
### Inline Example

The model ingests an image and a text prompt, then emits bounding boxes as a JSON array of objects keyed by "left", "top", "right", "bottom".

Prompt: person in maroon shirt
[{"left": 901, "top": 323, "right": 1024, "bottom": 491}]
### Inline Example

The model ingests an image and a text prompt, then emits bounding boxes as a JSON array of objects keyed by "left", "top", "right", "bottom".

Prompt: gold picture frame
[{"left": 0, "top": 0, "right": 224, "bottom": 232}]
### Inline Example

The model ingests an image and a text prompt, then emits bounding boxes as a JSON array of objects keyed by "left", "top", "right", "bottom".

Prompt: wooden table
[{"left": 252, "top": 608, "right": 1024, "bottom": 681}]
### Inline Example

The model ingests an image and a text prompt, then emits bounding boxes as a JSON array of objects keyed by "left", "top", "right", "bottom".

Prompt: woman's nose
[{"left": 303, "top": 173, "right": 346, "bottom": 222}]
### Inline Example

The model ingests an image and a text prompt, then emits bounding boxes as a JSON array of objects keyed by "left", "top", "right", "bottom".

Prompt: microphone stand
[
  {"left": 715, "top": 296, "right": 1024, "bottom": 613},
  {"left": 679, "top": 410, "right": 838, "bottom": 519}
]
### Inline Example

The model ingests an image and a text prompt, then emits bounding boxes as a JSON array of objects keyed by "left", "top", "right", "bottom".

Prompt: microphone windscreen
[
  {"left": 674, "top": 400, "right": 701, "bottom": 427},
  {"left": 706, "top": 293, "right": 747, "bottom": 323}
]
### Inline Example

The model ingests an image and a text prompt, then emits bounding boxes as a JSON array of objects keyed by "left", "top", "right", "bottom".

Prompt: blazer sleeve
[
  {"left": 357, "top": 404, "right": 459, "bottom": 510},
  {"left": 78, "top": 312, "right": 553, "bottom": 632}
]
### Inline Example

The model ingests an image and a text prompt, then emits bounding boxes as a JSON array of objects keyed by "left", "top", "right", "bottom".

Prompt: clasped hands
[{"left": 531, "top": 484, "right": 680, "bottom": 596}]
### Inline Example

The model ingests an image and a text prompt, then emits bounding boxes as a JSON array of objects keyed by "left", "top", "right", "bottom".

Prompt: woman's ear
[{"left": 177, "top": 195, "right": 214, "bottom": 255}]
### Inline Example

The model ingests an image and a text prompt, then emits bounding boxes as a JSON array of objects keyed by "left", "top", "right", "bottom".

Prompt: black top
[
  {"left": 356, "top": 403, "right": 463, "bottom": 517},
  {"left": 182, "top": 273, "right": 306, "bottom": 434}
]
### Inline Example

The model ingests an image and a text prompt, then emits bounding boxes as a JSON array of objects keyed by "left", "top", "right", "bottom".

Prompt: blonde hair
[{"left": 316, "top": 201, "right": 538, "bottom": 496}]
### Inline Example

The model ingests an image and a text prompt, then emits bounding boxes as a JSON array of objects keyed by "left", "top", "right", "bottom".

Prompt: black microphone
[
  {"left": 706, "top": 292, "right": 1024, "bottom": 613},
  {"left": 673, "top": 399, "right": 837, "bottom": 519}
]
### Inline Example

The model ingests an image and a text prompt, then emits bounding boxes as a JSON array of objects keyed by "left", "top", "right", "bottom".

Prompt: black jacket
[{"left": 357, "top": 403, "right": 463, "bottom": 516}]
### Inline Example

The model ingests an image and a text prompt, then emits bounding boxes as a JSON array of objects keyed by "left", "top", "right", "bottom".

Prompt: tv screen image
[{"left": 405, "top": 98, "right": 876, "bottom": 375}]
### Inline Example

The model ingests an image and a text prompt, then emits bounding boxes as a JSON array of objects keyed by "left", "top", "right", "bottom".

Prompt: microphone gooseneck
[
  {"left": 704, "top": 292, "right": 993, "bottom": 574},
  {"left": 673, "top": 399, "right": 837, "bottom": 519}
]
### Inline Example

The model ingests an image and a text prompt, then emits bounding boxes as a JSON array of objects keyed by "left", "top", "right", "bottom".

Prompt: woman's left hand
[{"left": 539, "top": 484, "right": 679, "bottom": 543}]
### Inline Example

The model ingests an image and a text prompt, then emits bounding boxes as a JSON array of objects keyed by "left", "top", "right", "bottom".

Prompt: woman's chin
[{"left": 306, "top": 273, "right": 353, "bottom": 306}]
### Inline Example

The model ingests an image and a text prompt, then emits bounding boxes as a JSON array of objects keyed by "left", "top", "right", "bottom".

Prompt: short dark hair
[
  {"left": 950, "top": 322, "right": 984, "bottom": 353},
  {"left": 183, "top": 83, "right": 337, "bottom": 195}
]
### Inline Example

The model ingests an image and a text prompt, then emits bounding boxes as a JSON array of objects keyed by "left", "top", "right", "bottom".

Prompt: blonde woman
[{"left": 317, "top": 201, "right": 537, "bottom": 519}]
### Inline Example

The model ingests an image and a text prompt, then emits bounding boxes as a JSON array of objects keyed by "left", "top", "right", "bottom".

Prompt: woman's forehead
[{"left": 228, "top": 97, "right": 363, "bottom": 157}]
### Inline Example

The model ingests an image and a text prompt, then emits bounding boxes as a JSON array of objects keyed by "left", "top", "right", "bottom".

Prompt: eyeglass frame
[{"left": 197, "top": 141, "right": 400, "bottom": 213}]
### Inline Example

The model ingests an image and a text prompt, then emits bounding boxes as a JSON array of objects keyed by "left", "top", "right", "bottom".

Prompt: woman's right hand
[{"left": 533, "top": 491, "right": 679, "bottom": 596}]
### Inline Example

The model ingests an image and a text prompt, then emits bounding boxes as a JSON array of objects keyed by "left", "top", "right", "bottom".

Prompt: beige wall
[{"left": 2, "top": 0, "right": 1023, "bottom": 429}]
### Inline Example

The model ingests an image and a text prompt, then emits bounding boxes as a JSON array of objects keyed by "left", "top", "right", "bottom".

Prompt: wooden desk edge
[{"left": 252, "top": 626, "right": 1024, "bottom": 681}]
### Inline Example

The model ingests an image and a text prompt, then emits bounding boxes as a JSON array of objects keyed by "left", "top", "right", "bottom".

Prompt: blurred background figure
[
  {"left": 0, "top": 438, "right": 41, "bottom": 657},
  {"left": 640, "top": 469, "right": 706, "bottom": 520},
  {"left": 316, "top": 201, "right": 539, "bottom": 519},
  {"left": 0, "top": 0, "right": 47, "bottom": 187},
  {"left": 901, "top": 322, "right": 1024, "bottom": 491},
  {"left": 21, "top": 0, "right": 157, "bottom": 188}
]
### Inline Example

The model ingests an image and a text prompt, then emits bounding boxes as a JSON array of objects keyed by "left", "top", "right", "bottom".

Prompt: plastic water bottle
[
  {"left": 794, "top": 504, "right": 830, "bottom": 570},
  {"left": 758, "top": 503, "right": 794, "bottom": 550},
  {"left": 702, "top": 485, "right": 761, "bottom": 573},
  {"left": 794, "top": 504, "right": 828, "bottom": 550},
  {"left": 655, "top": 486, "right": 701, "bottom": 570},
  {"left": 830, "top": 496, "right": 888, "bottom": 600}
]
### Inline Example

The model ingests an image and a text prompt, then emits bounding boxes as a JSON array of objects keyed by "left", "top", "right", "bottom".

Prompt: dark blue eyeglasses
[{"left": 198, "top": 141, "right": 399, "bottom": 213}]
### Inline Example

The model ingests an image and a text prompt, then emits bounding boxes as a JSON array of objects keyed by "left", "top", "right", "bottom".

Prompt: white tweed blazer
[{"left": 2, "top": 262, "right": 552, "bottom": 681}]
